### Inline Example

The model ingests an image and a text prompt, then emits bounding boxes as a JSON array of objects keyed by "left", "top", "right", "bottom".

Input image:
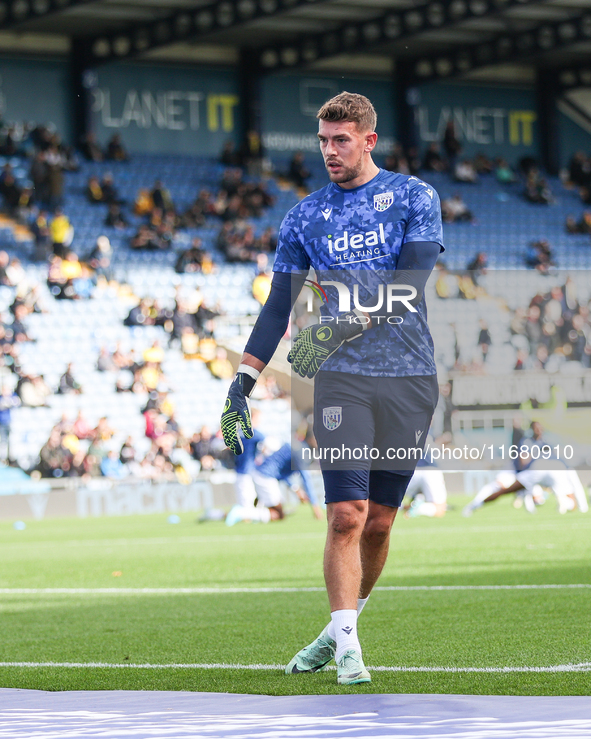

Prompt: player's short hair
[{"left": 316, "top": 92, "right": 377, "bottom": 133}]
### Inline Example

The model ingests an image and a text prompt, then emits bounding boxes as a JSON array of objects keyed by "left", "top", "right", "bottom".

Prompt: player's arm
[{"left": 221, "top": 271, "right": 306, "bottom": 454}]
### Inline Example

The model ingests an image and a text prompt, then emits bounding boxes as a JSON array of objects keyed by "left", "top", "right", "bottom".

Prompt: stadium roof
[{"left": 1, "top": 0, "right": 590, "bottom": 84}]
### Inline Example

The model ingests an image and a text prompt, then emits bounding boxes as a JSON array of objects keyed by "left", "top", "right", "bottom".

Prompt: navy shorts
[{"left": 313, "top": 371, "right": 439, "bottom": 507}]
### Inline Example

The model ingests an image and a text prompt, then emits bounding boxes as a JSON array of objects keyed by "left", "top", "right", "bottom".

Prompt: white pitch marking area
[
  {"left": 1, "top": 583, "right": 590, "bottom": 594},
  {"left": 1, "top": 660, "right": 591, "bottom": 673},
  {"left": 3, "top": 690, "right": 591, "bottom": 739}
]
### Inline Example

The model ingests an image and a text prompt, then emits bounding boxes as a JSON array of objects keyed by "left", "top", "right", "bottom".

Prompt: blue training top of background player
[{"left": 273, "top": 169, "right": 444, "bottom": 378}]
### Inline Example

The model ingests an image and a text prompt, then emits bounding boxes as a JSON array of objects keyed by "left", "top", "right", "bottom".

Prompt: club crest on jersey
[
  {"left": 373, "top": 192, "right": 393, "bottom": 212},
  {"left": 323, "top": 406, "right": 342, "bottom": 431}
]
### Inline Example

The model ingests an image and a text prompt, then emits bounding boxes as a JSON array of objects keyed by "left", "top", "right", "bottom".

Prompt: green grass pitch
[{"left": 0, "top": 494, "right": 590, "bottom": 695}]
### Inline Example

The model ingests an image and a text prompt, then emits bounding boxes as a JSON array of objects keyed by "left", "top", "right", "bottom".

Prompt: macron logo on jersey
[{"left": 321, "top": 206, "right": 333, "bottom": 221}]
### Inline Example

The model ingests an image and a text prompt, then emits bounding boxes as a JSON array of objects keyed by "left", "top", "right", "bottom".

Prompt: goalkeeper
[{"left": 220, "top": 92, "right": 443, "bottom": 685}]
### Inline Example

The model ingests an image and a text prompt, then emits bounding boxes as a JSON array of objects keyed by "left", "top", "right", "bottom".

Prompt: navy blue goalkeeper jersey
[{"left": 273, "top": 169, "right": 444, "bottom": 377}]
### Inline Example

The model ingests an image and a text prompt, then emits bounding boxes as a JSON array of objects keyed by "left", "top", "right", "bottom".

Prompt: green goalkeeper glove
[
  {"left": 288, "top": 312, "right": 366, "bottom": 379},
  {"left": 220, "top": 371, "right": 256, "bottom": 455}
]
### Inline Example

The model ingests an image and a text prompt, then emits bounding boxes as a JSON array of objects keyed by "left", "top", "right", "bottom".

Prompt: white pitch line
[
  {"left": 0, "top": 661, "right": 590, "bottom": 674},
  {"left": 0, "top": 584, "right": 590, "bottom": 595}
]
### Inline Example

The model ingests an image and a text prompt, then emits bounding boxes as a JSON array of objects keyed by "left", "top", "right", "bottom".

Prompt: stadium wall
[
  {"left": 259, "top": 71, "right": 396, "bottom": 156},
  {"left": 1, "top": 56, "right": 586, "bottom": 167},
  {"left": 0, "top": 55, "right": 72, "bottom": 140},
  {"left": 413, "top": 81, "right": 539, "bottom": 163},
  {"left": 89, "top": 61, "right": 242, "bottom": 156}
]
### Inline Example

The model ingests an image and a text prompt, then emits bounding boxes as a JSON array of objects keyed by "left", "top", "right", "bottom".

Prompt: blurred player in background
[
  {"left": 403, "top": 461, "right": 448, "bottom": 518},
  {"left": 464, "top": 444, "right": 588, "bottom": 515},
  {"left": 226, "top": 440, "right": 322, "bottom": 525},
  {"left": 463, "top": 421, "right": 548, "bottom": 516}
]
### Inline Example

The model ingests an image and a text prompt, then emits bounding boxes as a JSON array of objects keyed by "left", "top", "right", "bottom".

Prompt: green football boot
[
  {"left": 336, "top": 649, "right": 371, "bottom": 685},
  {"left": 285, "top": 626, "right": 336, "bottom": 674}
]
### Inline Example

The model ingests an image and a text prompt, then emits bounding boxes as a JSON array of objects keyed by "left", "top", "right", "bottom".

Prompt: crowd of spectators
[
  {"left": 509, "top": 279, "right": 591, "bottom": 371},
  {"left": 80, "top": 133, "right": 129, "bottom": 163},
  {"left": 77, "top": 161, "right": 278, "bottom": 268},
  {"left": 434, "top": 254, "right": 591, "bottom": 372}
]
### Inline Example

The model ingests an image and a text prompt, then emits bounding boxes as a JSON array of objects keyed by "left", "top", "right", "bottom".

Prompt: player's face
[{"left": 318, "top": 120, "right": 374, "bottom": 186}]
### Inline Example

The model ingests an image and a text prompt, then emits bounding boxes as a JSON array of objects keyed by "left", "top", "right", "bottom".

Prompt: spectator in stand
[
  {"left": 143, "top": 340, "right": 165, "bottom": 366},
  {"left": 384, "top": 143, "right": 410, "bottom": 175},
  {"left": 58, "top": 363, "right": 82, "bottom": 395},
  {"left": 241, "top": 129, "right": 264, "bottom": 177},
  {"left": 50, "top": 208, "right": 74, "bottom": 257},
  {"left": 80, "top": 133, "right": 103, "bottom": 162},
  {"left": 86, "top": 176, "right": 104, "bottom": 204},
  {"left": 106, "top": 133, "right": 128, "bottom": 162},
  {"left": 454, "top": 159, "right": 478, "bottom": 184},
  {"left": 59, "top": 251, "right": 83, "bottom": 287},
  {"left": 16, "top": 373, "right": 51, "bottom": 407},
  {"left": 112, "top": 343, "right": 136, "bottom": 369},
  {"left": 495, "top": 157, "right": 516, "bottom": 183},
  {"left": 423, "top": 142, "right": 446, "bottom": 172},
  {"left": 6, "top": 257, "right": 26, "bottom": 289},
  {"left": 47, "top": 255, "right": 80, "bottom": 300},
  {"left": 37, "top": 428, "right": 70, "bottom": 477},
  {"left": 0, "top": 172, "right": 22, "bottom": 215},
  {"left": 466, "top": 252, "right": 488, "bottom": 286},
  {"left": 124, "top": 298, "right": 157, "bottom": 327},
  {"left": 100, "top": 174, "right": 122, "bottom": 205},
  {"left": 130, "top": 223, "right": 164, "bottom": 250},
  {"left": 175, "top": 238, "right": 205, "bottom": 274},
  {"left": 134, "top": 188, "right": 153, "bottom": 216},
  {"left": 405, "top": 146, "right": 421, "bottom": 176},
  {"left": 566, "top": 211, "right": 591, "bottom": 235},
  {"left": 11, "top": 283, "right": 44, "bottom": 318},
  {"left": 474, "top": 153, "right": 493, "bottom": 175},
  {"left": 524, "top": 169, "right": 553, "bottom": 204},
  {"left": 220, "top": 140, "right": 242, "bottom": 167},
  {"left": 101, "top": 449, "right": 127, "bottom": 479},
  {"left": 525, "top": 239, "right": 556, "bottom": 273},
  {"left": 149, "top": 207, "right": 178, "bottom": 247},
  {"left": 45, "top": 144, "right": 64, "bottom": 210},
  {"left": 120, "top": 436, "right": 136, "bottom": 466},
  {"left": 190, "top": 425, "right": 225, "bottom": 463},
  {"left": 443, "top": 121, "right": 462, "bottom": 170},
  {"left": 0, "top": 386, "right": 20, "bottom": 460},
  {"left": 93, "top": 416, "right": 115, "bottom": 442},
  {"left": 0, "top": 251, "right": 9, "bottom": 285},
  {"left": 478, "top": 320, "right": 492, "bottom": 363},
  {"left": 441, "top": 194, "right": 474, "bottom": 223},
  {"left": 207, "top": 347, "right": 233, "bottom": 380},
  {"left": 252, "top": 255, "right": 272, "bottom": 306},
  {"left": 183, "top": 189, "right": 213, "bottom": 227},
  {"left": 150, "top": 180, "right": 173, "bottom": 211},
  {"left": 169, "top": 302, "right": 197, "bottom": 345},
  {"left": 567, "top": 151, "right": 590, "bottom": 189},
  {"left": 72, "top": 410, "right": 93, "bottom": 440},
  {"left": 10, "top": 303, "right": 32, "bottom": 343},
  {"left": 105, "top": 203, "right": 128, "bottom": 229},
  {"left": 288, "top": 152, "right": 311, "bottom": 190},
  {"left": 97, "top": 345, "right": 117, "bottom": 372},
  {"left": 86, "top": 235, "right": 112, "bottom": 281},
  {"left": 30, "top": 152, "right": 48, "bottom": 205},
  {"left": 181, "top": 327, "right": 200, "bottom": 358}
]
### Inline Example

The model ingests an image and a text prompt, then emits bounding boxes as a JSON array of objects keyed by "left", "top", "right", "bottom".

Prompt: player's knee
[
  {"left": 328, "top": 501, "right": 366, "bottom": 538},
  {"left": 363, "top": 515, "right": 393, "bottom": 544}
]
